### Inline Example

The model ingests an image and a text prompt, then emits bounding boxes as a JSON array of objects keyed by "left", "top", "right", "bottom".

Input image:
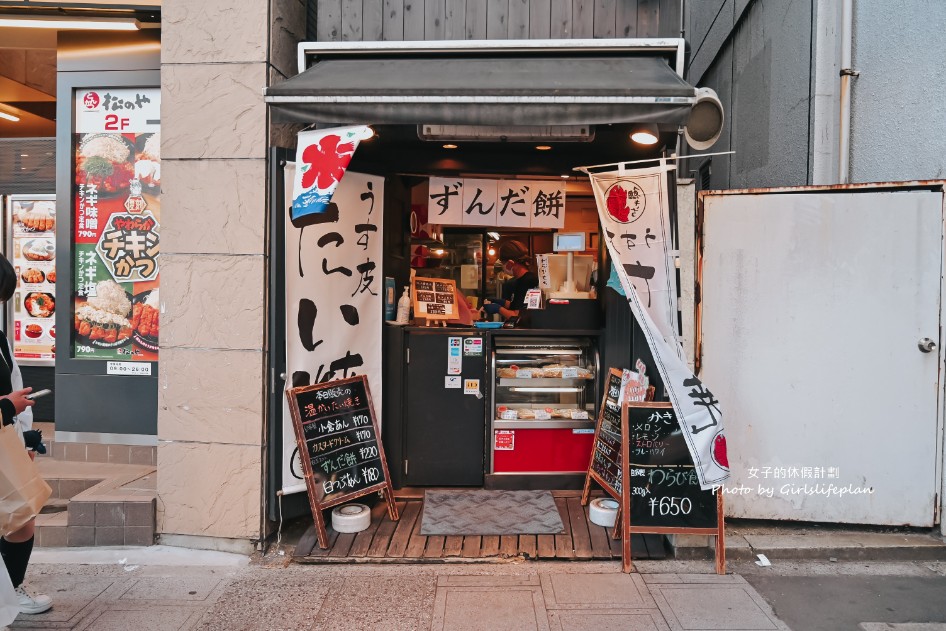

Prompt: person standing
[
  {"left": 482, "top": 240, "right": 539, "bottom": 321},
  {"left": 0, "top": 256, "right": 51, "bottom": 615}
]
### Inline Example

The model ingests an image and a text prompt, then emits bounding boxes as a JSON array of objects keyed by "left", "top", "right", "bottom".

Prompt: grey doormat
[{"left": 420, "top": 489, "right": 565, "bottom": 536}]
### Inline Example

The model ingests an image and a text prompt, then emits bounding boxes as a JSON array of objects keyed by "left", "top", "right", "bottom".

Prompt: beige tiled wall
[{"left": 158, "top": 0, "right": 305, "bottom": 543}]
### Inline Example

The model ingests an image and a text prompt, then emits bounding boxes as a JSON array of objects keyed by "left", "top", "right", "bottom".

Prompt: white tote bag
[{"left": 0, "top": 565, "right": 20, "bottom": 626}]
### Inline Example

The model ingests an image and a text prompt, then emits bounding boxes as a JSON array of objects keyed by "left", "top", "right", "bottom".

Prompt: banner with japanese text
[
  {"left": 282, "top": 164, "right": 384, "bottom": 494},
  {"left": 427, "top": 177, "right": 565, "bottom": 229},
  {"left": 73, "top": 87, "right": 160, "bottom": 362},
  {"left": 590, "top": 162, "right": 729, "bottom": 489}
]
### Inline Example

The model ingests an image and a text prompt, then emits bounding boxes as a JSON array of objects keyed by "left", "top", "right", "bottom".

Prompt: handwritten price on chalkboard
[{"left": 647, "top": 497, "right": 694, "bottom": 517}]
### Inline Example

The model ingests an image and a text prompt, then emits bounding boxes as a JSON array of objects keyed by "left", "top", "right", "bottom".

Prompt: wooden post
[{"left": 715, "top": 491, "right": 726, "bottom": 575}]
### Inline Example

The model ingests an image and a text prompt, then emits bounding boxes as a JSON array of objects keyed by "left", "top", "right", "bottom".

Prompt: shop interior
[{"left": 338, "top": 121, "right": 676, "bottom": 492}]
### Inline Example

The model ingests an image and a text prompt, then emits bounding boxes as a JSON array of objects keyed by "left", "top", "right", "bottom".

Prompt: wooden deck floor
[{"left": 294, "top": 492, "right": 666, "bottom": 563}]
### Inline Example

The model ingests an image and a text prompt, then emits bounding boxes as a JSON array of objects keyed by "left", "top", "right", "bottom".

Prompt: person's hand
[
  {"left": 483, "top": 302, "right": 502, "bottom": 315},
  {"left": 3, "top": 388, "right": 34, "bottom": 415}
]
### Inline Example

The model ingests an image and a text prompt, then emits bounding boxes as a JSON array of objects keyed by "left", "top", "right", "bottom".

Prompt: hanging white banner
[
  {"left": 282, "top": 164, "right": 384, "bottom": 494},
  {"left": 589, "top": 162, "right": 729, "bottom": 489}
]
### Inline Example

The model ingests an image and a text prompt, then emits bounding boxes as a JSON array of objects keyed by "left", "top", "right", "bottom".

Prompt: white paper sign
[
  {"left": 526, "top": 180, "right": 566, "bottom": 230},
  {"left": 445, "top": 376, "right": 461, "bottom": 388},
  {"left": 463, "top": 379, "right": 480, "bottom": 395},
  {"left": 461, "top": 179, "right": 498, "bottom": 227},
  {"left": 106, "top": 361, "right": 152, "bottom": 376},
  {"left": 427, "top": 177, "right": 464, "bottom": 225},
  {"left": 495, "top": 180, "right": 532, "bottom": 228},
  {"left": 562, "top": 366, "right": 579, "bottom": 379}
]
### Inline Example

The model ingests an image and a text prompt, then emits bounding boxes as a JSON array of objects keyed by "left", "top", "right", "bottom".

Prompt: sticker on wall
[
  {"left": 463, "top": 379, "right": 480, "bottom": 395},
  {"left": 445, "top": 376, "right": 461, "bottom": 389},
  {"left": 463, "top": 337, "right": 483, "bottom": 356},
  {"left": 448, "top": 356, "right": 462, "bottom": 375},
  {"left": 495, "top": 430, "right": 515, "bottom": 450}
]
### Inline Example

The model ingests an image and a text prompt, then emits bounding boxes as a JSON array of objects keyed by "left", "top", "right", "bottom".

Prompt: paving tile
[
  {"left": 743, "top": 534, "right": 862, "bottom": 550},
  {"left": 548, "top": 609, "right": 671, "bottom": 631},
  {"left": 124, "top": 526, "right": 155, "bottom": 547},
  {"left": 95, "top": 526, "right": 125, "bottom": 546},
  {"left": 649, "top": 584, "right": 789, "bottom": 631},
  {"left": 68, "top": 526, "right": 94, "bottom": 547},
  {"left": 96, "top": 502, "right": 125, "bottom": 527},
  {"left": 74, "top": 606, "right": 201, "bottom": 631},
  {"left": 40, "top": 525, "right": 68, "bottom": 547},
  {"left": 60, "top": 479, "right": 92, "bottom": 499},
  {"left": 540, "top": 573, "right": 657, "bottom": 609},
  {"left": 439, "top": 575, "right": 540, "bottom": 587},
  {"left": 107, "top": 445, "right": 131, "bottom": 465},
  {"left": 432, "top": 586, "right": 550, "bottom": 631},
  {"left": 86, "top": 443, "right": 109, "bottom": 463},
  {"left": 68, "top": 502, "right": 95, "bottom": 526},
  {"left": 45, "top": 478, "right": 61, "bottom": 499},
  {"left": 124, "top": 501, "right": 155, "bottom": 527},
  {"left": 15, "top": 575, "right": 119, "bottom": 625},
  {"left": 62, "top": 442, "right": 87, "bottom": 461},
  {"left": 859, "top": 625, "right": 946, "bottom": 630},
  {"left": 120, "top": 577, "right": 224, "bottom": 602},
  {"left": 129, "top": 446, "right": 155, "bottom": 466},
  {"left": 642, "top": 574, "right": 747, "bottom": 585}
]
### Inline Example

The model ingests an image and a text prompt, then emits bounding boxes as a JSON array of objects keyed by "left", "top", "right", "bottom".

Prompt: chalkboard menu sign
[
  {"left": 286, "top": 375, "right": 399, "bottom": 549},
  {"left": 582, "top": 368, "right": 726, "bottom": 574},
  {"left": 626, "top": 403, "right": 718, "bottom": 530},
  {"left": 413, "top": 276, "right": 457, "bottom": 321},
  {"left": 590, "top": 369, "right": 625, "bottom": 496}
]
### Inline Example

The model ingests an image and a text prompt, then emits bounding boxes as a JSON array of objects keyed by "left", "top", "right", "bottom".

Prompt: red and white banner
[
  {"left": 590, "top": 161, "right": 729, "bottom": 489},
  {"left": 282, "top": 164, "right": 384, "bottom": 494},
  {"left": 291, "top": 126, "right": 372, "bottom": 227}
]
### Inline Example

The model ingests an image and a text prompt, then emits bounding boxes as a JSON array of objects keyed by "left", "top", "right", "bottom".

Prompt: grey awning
[{"left": 265, "top": 55, "right": 696, "bottom": 126}]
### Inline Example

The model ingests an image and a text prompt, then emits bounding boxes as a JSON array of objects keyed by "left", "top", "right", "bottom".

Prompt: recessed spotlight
[
  {"left": 442, "top": 143, "right": 458, "bottom": 149},
  {"left": 535, "top": 145, "right": 552, "bottom": 151},
  {"left": 20, "top": 154, "right": 28, "bottom": 157},
  {"left": 560, "top": 174, "right": 569, "bottom": 179},
  {"left": 0, "top": 111, "right": 20, "bottom": 123}
]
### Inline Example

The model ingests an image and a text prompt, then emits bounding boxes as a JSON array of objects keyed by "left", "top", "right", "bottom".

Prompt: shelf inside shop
[
  {"left": 493, "top": 419, "right": 595, "bottom": 430},
  {"left": 497, "top": 377, "right": 593, "bottom": 387}
]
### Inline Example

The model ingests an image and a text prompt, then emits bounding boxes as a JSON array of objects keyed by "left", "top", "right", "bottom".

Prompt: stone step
[{"left": 35, "top": 459, "right": 157, "bottom": 548}]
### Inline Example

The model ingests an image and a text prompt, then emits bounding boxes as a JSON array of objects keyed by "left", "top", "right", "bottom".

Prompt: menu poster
[
  {"left": 412, "top": 276, "right": 457, "bottom": 320},
  {"left": 72, "top": 87, "right": 160, "bottom": 363},
  {"left": 7, "top": 196, "right": 57, "bottom": 365}
]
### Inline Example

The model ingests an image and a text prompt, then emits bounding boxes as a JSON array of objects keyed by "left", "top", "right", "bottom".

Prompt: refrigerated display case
[{"left": 490, "top": 336, "right": 599, "bottom": 477}]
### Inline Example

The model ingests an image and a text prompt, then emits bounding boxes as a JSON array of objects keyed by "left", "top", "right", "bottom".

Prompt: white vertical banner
[
  {"left": 282, "top": 164, "right": 384, "bottom": 494},
  {"left": 589, "top": 161, "right": 729, "bottom": 490},
  {"left": 495, "top": 180, "right": 532, "bottom": 228},
  {"left": 527, "top": 180, "right": 567, "bottom": 230},
  {"left": 460, "top": 178, "right": 498, "bottom": 226},
  {"left": 427, "top": 177, "right": 464, "bottom": 225}
]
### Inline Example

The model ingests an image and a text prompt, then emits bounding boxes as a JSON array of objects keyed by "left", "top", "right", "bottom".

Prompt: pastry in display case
[{"left": 490, "top": 336, "right": 599, "bottom": 475}]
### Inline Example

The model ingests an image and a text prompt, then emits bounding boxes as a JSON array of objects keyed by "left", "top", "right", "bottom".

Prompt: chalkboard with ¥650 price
[{"left": 286, "top": 375, "right": 399, "bottom": 549}]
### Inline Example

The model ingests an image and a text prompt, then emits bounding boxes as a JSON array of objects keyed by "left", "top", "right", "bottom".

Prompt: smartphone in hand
[{"left": 25, "top": 389, "right": 51, "bottom": 400}]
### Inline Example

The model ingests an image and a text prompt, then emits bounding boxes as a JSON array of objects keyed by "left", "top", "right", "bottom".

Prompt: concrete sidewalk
[{"left": 15, "top": 550, "right": 788, "bottom": 631}]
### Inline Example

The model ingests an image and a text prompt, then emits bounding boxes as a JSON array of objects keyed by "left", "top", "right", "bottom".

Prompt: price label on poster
[{"left": 72, "top": 88, "right": 160, "bottom": 363}]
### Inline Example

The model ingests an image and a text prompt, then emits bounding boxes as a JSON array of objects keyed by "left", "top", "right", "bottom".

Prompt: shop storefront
[{"left": 264, "top": 39, "right": 724, "bottom": 524}]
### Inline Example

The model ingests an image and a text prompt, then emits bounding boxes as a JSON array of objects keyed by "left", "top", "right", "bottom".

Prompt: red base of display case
[{"left": 492, "top": 428, "right": 594, "bottom": 473}]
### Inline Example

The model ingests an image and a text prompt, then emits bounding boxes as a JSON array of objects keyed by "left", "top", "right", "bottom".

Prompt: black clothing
[
  {"left": 1, "top": 535, "right": 33, "bottom": 587},
  {"left": 0, "top": 331, "right": 14, "bottom": 425},
  {"left": 508, "top": 272, "right": 539, "bottom": 312}
]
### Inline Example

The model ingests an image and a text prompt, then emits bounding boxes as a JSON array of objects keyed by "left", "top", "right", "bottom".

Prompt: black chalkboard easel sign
[
  {"left": 582, "top": 369, "right": 726, "bottom": 574},
  {"left": 286, "top": 375, "right": 399, "bottom": 549}
]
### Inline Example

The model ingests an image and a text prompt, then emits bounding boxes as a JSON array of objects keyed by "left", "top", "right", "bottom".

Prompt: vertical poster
[
  {"left": 282, "top": 164, "right": 384, "bottom": 494},
  {"left": 72, "top": 87, "right": 160, "bottom": 362},
  {"left": 7, "top": 196, "right": 57, "bottom": 365}
]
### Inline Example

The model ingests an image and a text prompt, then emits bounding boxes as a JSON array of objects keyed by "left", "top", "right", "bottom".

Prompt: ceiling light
[
  {"left": 560, "top": 174, "right": 569, "bottom": 179},
  {"left": 630, "top": 123, "right": 659, "bottom": 145},
  {"left": 535, "top": 145, "right": 552, "bottom": 151},
  {"left": 20, "top": 154, "right": 28, "bottom": 157},
  {"left": 0, "top": 111, "right": 20, "bottom": 123},
  {"left": 487, "top": 232, "right": 500, "bottom": 241},
  {"left": 0, "top": 17, "right": 140, "bottom": 30},
  {"left": 488, "top": 248, "right": 496, "bottom": 256},
  {"left": 442, "top": 143, "right": 457, "bottom": 149}
]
